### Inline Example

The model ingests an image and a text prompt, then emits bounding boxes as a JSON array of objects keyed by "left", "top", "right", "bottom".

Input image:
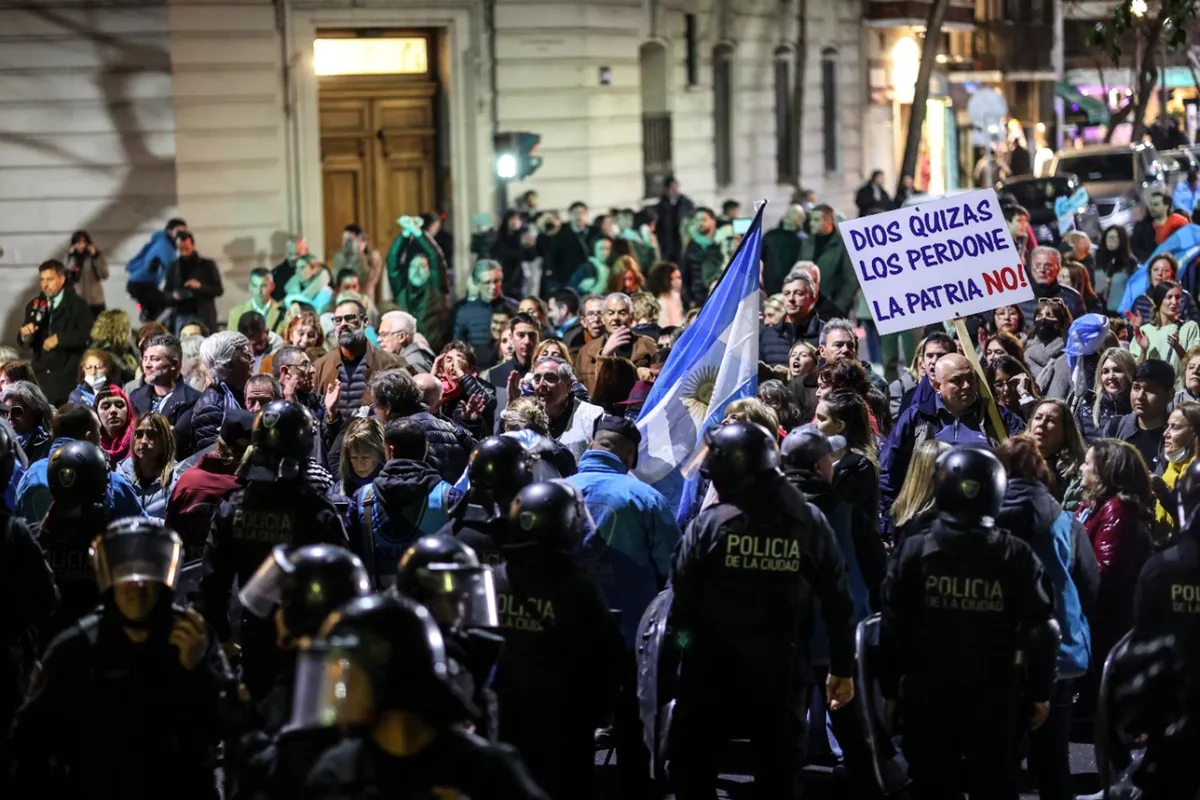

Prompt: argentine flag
[
  {"left": 1117, "top": 223, "right": 1200, "bottom": 313},
  {"left": 634, "top": 204, "right": 765, "bottom": 524}
]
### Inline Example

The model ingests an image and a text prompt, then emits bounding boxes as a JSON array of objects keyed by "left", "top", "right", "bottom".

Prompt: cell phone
[{"left": 732, "top": 217, "right": 753, "bottom": 235}]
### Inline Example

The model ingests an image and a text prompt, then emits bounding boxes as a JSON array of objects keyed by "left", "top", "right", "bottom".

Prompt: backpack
[{"left": 356, "top": 483, "right": 452, "bottom": 584}]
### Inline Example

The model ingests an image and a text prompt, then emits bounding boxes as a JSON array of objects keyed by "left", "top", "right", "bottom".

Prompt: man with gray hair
[
  {"left": 364, "top": 368, "right": 475, "bottom": 483},
  {"left": 760, "top": 267, "right": 822, "bottom": 367},
  {"left": 189, "top": 330, "right": 254, "bottom": 453},
  {"left": 1019, "top": 245, "right": 1084, "bottom": 323},
  {"left": 819, "top": 318, "right": 889, "bottom": 394},
  {"left": 377, "top": 310, "right": 434, "bottom": 373},
  {"left": 530, "top": 355, "right": 603, "bottom": 461},
  {"left": 574, "top": 292, "right": 658, "bottom": 395}
]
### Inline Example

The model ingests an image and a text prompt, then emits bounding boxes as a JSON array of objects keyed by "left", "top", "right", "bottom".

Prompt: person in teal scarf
[
  {"left": 569, "top": 239, "right": 612, "bottom": 295},
  {"left": 680, "top": 208, "right": 723, "bottom": 309},
  {"left": 386, "top": 214, "right": 452, "bottom": 353}
]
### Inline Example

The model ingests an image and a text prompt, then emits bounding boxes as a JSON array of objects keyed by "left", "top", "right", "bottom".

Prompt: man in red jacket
[{"left": 165, "top": 411, "right": 254, "bottom": 560}]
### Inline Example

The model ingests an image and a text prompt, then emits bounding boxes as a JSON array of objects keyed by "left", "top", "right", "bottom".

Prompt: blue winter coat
[
  {"left": 14, "top": 437, "right": 146, "bottom": 524},
  {"left": 124, "top": 230, "right": 177, "bottom": 284},
  {"left": 567, "top": 449, "right": 682, "bottom": 649}
]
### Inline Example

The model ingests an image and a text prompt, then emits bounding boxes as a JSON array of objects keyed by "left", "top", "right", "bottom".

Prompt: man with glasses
[
  {"left": 312, "top": 299, "right": 409, "bottom": 418},
  {"left": 451, "top": 261, "right": 519, "bottom": 370},
  {"left": 128, "top": 334, "right": 200, "bottom": 453},
  {"left": 531, "top": 356, "right": 604, "bottom": 461},
  {"left": 575, "top": 293, "right": 658, "bottom": 396},
  {"left": 1018, "top": 246, "right": 1085, "bottom": 324},
  {"left": 377, "top": 310, "right": 434, "bottom": 374}
]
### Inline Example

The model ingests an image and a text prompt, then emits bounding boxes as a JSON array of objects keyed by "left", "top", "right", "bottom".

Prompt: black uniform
[
  {"left": 0, "top": 497, "right": 58, "bottom": 764},
  {"left": 1129, "top": 515, "right": 1200, "bottom": 796},
  {"left": 491, "top": 482, "right": 623, "bottom": 800},
  {"left": 440, "top": 509, "right": 506, "bottom": 566},
  {"left": 297, "top": 593, "right": 550, "bottom": 799},
  {"left": 878, "top": 448, "right": 1057, "bottom": 800},
  {"left": 305, "top": 731, "right": 550, "bottom": 800},
  {"left": 199, "top": 482, "right": 346, "bottom": 689},
  {"left": 8, "top": 606, "right": 231, "bottom": 799},
  {"left": 668, "top": 470, "right": 856, "bottom": 798}
]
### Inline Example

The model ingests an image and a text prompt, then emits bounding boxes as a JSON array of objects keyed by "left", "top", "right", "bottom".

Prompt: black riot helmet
[
  {"left": 245, "top": 400, "right": 316, "bottom": 482},
  {"left": 933, "top": 446, "right": 1007, "bottom": 528},
  {"left": 505, "top": 480, "right": 591, "bottom": 554},
  {"left": 699, "top": 421, "right": 780, "bottom": 498},
  {"left": 91, "top": 518, "right": 184, "bottom": 629},
  {"left": 0, "top": 423, "right": 15, "bottom": 490},
  {"left": 240, "top": 544, "right": 372, "bottom": 641},
  {"left": 289, "top": 594, "right": 477, "bottom": 730},
  {"left": 48, "top": 440, "right": 109, "bottom": 514},
  {"left": 463, "top": 436, "right": 535, "bottom": 519},
  {"left": 395, "top": 536, "right": 499, "bottom": 630},
  {"left": 1176, "top": 459, "right": 1200, "bottom": 536}
]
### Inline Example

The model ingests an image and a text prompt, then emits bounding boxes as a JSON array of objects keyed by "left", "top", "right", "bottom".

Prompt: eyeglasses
[
  {"left": 583, "top": 310, "right": 604, "bottom": 318},
  {"left": 331, "top": 314, "right": 364, "bottom": 325},
  {"left": 1037, "top": 297, "right": 1066, "bottom": 307},
  {"left": 83, "top": 363, "right": 107, "bottom": 374}
]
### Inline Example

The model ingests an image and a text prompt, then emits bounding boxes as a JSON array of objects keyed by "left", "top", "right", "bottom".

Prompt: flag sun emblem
[{"left": 680, "top": 365, "right": 719, "bottom": 422}]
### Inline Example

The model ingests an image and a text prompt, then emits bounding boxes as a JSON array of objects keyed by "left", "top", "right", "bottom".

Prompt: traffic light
[{"left": 494, "top": 131, "right": 542, "bottom": 182}]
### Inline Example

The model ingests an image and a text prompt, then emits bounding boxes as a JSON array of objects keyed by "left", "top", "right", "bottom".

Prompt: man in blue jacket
[
  {"left": 13, "top": 404, "right": 145, "bottom": 525},
  {"left": 567, "top": 414, "right": 680, "bottom": 800},
  {"left": 880, "top": 353, "right": 1024, "bottom": 528},
  {"left": 125, "top": 217, "right": 187, "bottom": 322}
]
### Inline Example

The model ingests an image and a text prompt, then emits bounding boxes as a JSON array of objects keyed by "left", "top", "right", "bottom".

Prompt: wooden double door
[{"left": 319, "top": 83, "right": 438, "bottom": 264}]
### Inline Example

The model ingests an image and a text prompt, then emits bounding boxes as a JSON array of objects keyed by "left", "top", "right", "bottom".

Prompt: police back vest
[{"left": 356, "top": 482, "right": 452, "bottom": 587}]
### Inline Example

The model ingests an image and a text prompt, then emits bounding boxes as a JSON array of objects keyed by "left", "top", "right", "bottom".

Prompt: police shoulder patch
[
  {"left": 59, "top": 467, "right": 76, "bottom": 488},
  {"left": 261, "top": 409, "right": 280, "bottom": 429}
]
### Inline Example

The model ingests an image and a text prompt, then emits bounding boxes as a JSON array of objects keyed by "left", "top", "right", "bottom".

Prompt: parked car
[
  {"left": 1163, "top": 146, "right": 1200, "bottom": 179},
  {"left": 1048, "top": 143, "right": 1167, "bottom": 233},
  {"left": 996, "top": 173, "right": 1102, "bottom": 247}
]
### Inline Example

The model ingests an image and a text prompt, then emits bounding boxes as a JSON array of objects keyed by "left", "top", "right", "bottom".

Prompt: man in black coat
[
  {"left": 128, "top": 334, "right": 201, "bottom": 456},
  {"left": 17, "top": 260, "right": 94, "bottom": 406},
  {"left": 162, "top": 232, "right": 223, "bottom": 335},
  {"left": 655, "top": 176, "right": 696, "bottom": 264}
]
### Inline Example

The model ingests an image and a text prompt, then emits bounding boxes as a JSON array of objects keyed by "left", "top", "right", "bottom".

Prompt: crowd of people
[{"left": 0, "top": 171, "right": 1196, "bottom": 800}]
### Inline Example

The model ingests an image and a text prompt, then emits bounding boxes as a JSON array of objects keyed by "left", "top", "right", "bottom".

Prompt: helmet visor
[
  {"left": 91, "top": 532, "right": 183, "bottom": 593},
  {"left": 238, "top": 546, "right": 291, "bottom": 619},
  {"left": 416, "top": 565, "right": 499, "bottom": 629},
  {"left": 287, "top": 643, "right": 375, "bottom": 730}
]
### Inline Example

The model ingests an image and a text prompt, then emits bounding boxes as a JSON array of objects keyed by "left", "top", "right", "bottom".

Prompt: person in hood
[
  {"left": 124, "top": 218, "right": 186, "bottom": 322},
  {"left": 995, "top": 436, "right": 1098, "bottom": 800},
  {"left": 348, "top": 417, "right": 456, "bottom": 588},
  {"left": 95, "top": 384, "right": 136, "bottom": 469}
]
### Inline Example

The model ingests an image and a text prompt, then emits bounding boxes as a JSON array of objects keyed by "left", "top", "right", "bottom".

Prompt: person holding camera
[{"left": 66, "top": 230, "right": 110, "bottom": 316}]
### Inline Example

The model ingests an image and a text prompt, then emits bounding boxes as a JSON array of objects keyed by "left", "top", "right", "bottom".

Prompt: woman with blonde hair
[
  {"left": 888, "top": 440, "right": 950, "bottom": 546},
  {"left": 336, "top": 417, "right": 386, "bottom": 501},
  {"left": 721, "top": 397, "right": 781, "bottom": 439},
  {"left": 116, "top": 412, "right": 177, "bottom": 519},
  {"left": 89, "top": 308, "right": 139, "bottom": 383},
  {"left": 1075, "top": 346, "right": 1135, "bottom": 440}
]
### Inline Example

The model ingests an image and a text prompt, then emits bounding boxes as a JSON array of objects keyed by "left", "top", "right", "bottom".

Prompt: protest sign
[{"left": 838, "top": 188, "right": 1032, "bottom": 336}]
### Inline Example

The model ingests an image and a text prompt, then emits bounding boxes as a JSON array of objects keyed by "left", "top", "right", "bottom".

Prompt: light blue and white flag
[
  {"left": 634, "top": 204, "right": 765, "bottom": 524},
  {"left": 1118, "top": 223, "right": 1200, "bottom": 313}
]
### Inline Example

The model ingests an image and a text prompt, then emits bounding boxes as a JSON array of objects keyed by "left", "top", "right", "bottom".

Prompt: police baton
[{"left": 952, "top": 316, "right": 1008, "bottom": 445}]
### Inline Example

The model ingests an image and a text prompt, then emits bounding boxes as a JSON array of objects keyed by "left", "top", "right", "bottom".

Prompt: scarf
[{"left": 96, "top": 384, "right": 136, "bottom": 466}]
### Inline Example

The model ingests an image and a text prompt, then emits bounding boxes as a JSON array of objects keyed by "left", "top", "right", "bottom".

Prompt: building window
[
  {"left": 774, "top": 46, "right": 796, "bottom": 183},
  {"left": 821, "top": 48, "right": 839, "bottom": 173},
  {"left": 714, "top": 43, "right": 735, "bottom": 187},
  {"left": 640, "top": 41, "right": 672, "bottom": 199},
  {"left": 313, "top": 37, "right": 429, "bottom": 76}
]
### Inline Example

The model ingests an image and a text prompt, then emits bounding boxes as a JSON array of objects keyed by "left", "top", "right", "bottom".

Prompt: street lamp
[{"left": 1131, "top": 0, "right": 1147, "bottom": 17}]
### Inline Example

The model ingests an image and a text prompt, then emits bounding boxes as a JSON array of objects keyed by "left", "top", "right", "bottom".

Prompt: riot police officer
[
  {"left": 10, "top": 518, "right": 236, "bottom": 800},
  {"left": 300, "top": 594, "right": 551, "bottom": 799},
  {"left": 1123, "top": 458, "right": 1200, "bottom": 798},
  {"left": 395, "top": 534, "right": 504, "bottom": 738},
  {"left": 36, "top": 439, "right": 111, "bottom": 644},
  {"left": 199, "top": 400, "right": 348, "bottom": 698},
  {"left": 232, "top": 544, "right": 371, "bottom": 800},
  {"left": 878, "top": 446, "right": 1058, "bottom": 799},
  {"left": 491, "top": 481, "right": 623, "bottom": 799},
  {"left": 437, "top": 435, "right": 537, "bottom": 564},
  {"left": 668, "top": 421, "right": 856, "bottom": 799},
  {"left": 0, "top": 423, "right": 58, "bottom": 764}
]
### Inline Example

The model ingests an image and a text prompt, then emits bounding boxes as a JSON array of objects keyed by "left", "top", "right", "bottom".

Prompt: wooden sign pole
[{"left": 952, "top": 316, "right": 1008, "bottom": 444}]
